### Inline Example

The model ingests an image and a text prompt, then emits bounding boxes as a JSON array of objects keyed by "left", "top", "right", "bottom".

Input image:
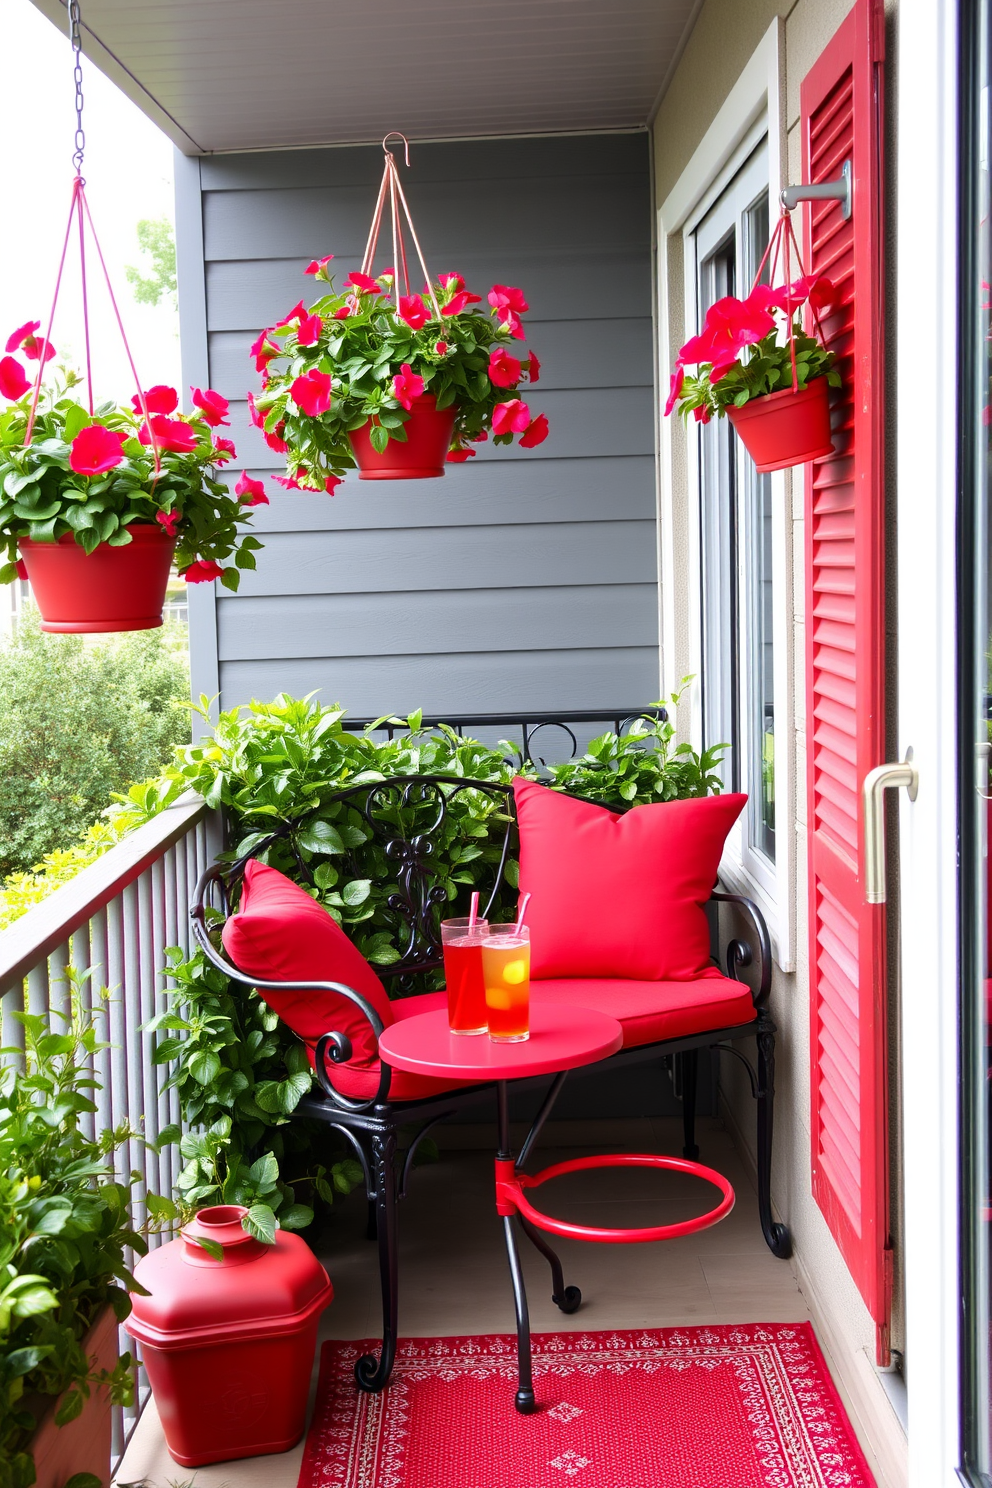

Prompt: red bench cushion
[
  {"left": 308, "top": 991, "right": 483, "bottom": 1102},
  {"left": 513, "top": 778, "right": 747, "bottom": 981},
  {"left": 531, "top": 974, "right": 756, "bottom": 1047},
  {"left": 221, "top": 860, "right": 395, "bottom": 1068}
]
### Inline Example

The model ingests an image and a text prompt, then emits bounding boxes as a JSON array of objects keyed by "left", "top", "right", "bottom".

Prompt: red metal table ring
[{"left": 377, "top": 1006, "right": 735, "bottom": 1413}]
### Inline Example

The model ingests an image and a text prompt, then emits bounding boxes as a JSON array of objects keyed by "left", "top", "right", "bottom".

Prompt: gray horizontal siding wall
[{"left": 179, "top": 133, "right": 658, "bottom": 718}]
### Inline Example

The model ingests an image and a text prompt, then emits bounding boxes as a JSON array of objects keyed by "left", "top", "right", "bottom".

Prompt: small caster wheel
[
  {"left": 515, "top": 1386, "right": 537, "bottom": 1414},
  {"left": 553, "top": 1286, "right": 582, "bottom": 1314}
]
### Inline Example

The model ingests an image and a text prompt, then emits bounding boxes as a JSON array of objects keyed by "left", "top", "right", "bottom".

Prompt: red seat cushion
[
  {"left": 221, "top": 859, "right": 395, "bottom": 1067},
  {"left": 513, "top": 778, "right": 746, "bottom": 981},
  {"left": 312, "top": 991, "right": 485, "bottom": 1102},
  {"left": 531, "top": 975, "right": 756, "bottom": 1047}
]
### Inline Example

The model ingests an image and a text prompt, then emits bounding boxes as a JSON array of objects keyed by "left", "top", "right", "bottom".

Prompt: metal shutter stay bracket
[{"left": 780, "top": 159, "right": 852, "bottom": 220}]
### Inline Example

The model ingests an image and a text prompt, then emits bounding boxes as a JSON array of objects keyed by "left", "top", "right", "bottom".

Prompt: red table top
[{"left": 377, "top": 1005, "right": 623, "bottom": 1082}]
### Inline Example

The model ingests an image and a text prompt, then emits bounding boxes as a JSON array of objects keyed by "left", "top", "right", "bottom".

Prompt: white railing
[{"left": 0, "top": 790, "right": 221, "bottom": 1465}]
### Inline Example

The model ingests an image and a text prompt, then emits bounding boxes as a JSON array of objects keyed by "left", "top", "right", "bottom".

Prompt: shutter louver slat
[{"left": 801, "top": 0, "right": 890, "bottom": 1363}]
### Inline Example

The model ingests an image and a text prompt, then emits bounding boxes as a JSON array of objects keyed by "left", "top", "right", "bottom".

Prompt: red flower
[
  {"left": 69, "top": 424, "right": 127, "bottom": 476},
  {"left": 276, "top": 300, "right": 307, "bottom": 326},
  {"left": 333, "top": 305, "right": 354, "bottom": 320},
  {"left": 439, "top": 273, "right": 465, "bottom": 292},
  {"left": 6, "top": 321, "right": 55, "bottom": 363},
  {"left": 441, "top": 290, "right": 482, "bottom": 316},
  {"left": 264, "top": 425, "right": 289, "bottom": 454},
  {"left": 379, "top": 268, "right": 395, "bottom": 286},
  {"left": 663, "top": 365, "right": 684, "bottom": 418},
  {"left": 808, "top": 277, "right": 835, "bottom": 314},
  {"left": 305, "top": 255, "right": 334, "bottom": 275},
  {"left": 346, "top": 272, "right": 380, "bottom": 293},
  {"left": 247, "top": 391, "right": 264, "bottom": 428},
  {"left": 392, "top": 363, "right": 425, "bottom": 410},
  {"left": 156, "top": 508, "right": 181, "bottom": 537},
  {"left": 0, "top": 357, "right": 30, "bottom": 401},
  {"left": 489, "top": 284, "right": 529, "bottom": 316},
  {"left": 495, "top": 309, "right": 525, "bottom": 340},
  {"left": 131, "top": 385, "right": 178, "bottom": 416},
  {"left": 140, "top": 415, "right": 199, "bottom": 454},
  {"left": 488, "top": 348, "right": 522, "bottom": 388},
  {"left": 235, "top": 472, "right": 269, "bottom": 506},
  {"left": 519, "top": 413, "right": 549, "bottom": 448},
  {"left": 435, "top": 341, "right": 448, "bottom": 356},
  {"left": 446, "top": 448, "right": 476, "bottom": 462},
  {"left": 296, "top": 312, "right": 323, "bottom": 346},
  {"left": 692, "top": 403, "right": 712, "bottom": 424},
  {"left": 181, "top": 559, "right": 226, "bottom": 583},
  {"left": 527, "top": 352, "right": 540, "bottom": 383},
  {"left": 212, "top": 437, "right": 237, "bottom": 463},
  {"left": 492, "top": 399, "right": 531, "bottom": 436},
  {"left": 291, "top": 369, "right": 332, "bottom": 417},
  {"left": 325, "top": 474, "right": 343, "bottom": 494},
  {"left": 249, "top": 330, "right": 280, "bottom": 371},
  {"left": 677, "top": 294, "right": 775, "bottom": 381},
  {"left": 191, "top": 387, "right": 230, "bottom": 427},
  {"left": 398, "top": 294, "right": 429, "bottom": 329}
]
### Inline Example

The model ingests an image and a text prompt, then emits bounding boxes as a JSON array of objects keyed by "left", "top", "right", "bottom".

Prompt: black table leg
[{"left": 497, "top": 1081, "right": 537, "bottom": 1413}]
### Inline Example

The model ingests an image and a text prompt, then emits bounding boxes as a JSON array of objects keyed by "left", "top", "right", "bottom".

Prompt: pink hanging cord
[{"left": 359, "top": 135, "right": 442, "bottom": 323}]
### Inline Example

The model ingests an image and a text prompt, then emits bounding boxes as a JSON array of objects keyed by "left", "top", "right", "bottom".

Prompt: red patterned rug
[{"left": 298, "top": 1324, "right": 875, "bottom": 1488}]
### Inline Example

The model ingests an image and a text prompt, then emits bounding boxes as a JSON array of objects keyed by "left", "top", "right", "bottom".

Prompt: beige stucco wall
[{"left": 652, "top": 4, "right": 907, "bottom": 1486}]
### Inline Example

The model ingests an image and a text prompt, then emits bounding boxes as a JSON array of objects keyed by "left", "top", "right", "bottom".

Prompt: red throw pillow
[
  {"left": 221, "top": 859, "right": 394, "bottom": 1066},
  {"left": 513, "top": 778, "right": 746, "bottom": 981}
]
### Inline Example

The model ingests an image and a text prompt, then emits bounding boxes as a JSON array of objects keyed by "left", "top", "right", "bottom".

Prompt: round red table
[{"left": 378, "top": 1005, "right": 734, "bottom": 1413}]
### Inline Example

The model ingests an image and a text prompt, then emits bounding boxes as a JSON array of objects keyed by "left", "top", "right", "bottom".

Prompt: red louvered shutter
[{"left": 801, "top": 0, "right": 890, "bottom": 1364}]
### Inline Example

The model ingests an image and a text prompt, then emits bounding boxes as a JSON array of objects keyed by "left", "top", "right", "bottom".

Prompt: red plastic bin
[{"left": 126, "top": 1205, "right": 332, "bottom": 1467}]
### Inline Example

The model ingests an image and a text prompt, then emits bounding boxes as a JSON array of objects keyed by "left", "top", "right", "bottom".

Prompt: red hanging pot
[
  {"left": 126, "top": 1204, "right": 333, "bottom": 1467},
  {"left": 349, "top": 395, "right": 457, "bottom": 480},
  {"left": 18, "top": 523, "right": 176, "bottom": 633},
  {"left": 726, "top": 374, "right": 835, "bottom": 473}
]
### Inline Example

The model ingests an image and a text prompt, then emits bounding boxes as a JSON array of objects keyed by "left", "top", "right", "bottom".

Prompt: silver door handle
[{"left": 863, "top": 751, "right": 918, "bottom": 904}]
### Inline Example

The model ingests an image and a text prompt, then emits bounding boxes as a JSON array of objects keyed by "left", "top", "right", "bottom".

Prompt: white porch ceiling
[{"left": 30, "top": 0, "right": 701, "bottom": 155}]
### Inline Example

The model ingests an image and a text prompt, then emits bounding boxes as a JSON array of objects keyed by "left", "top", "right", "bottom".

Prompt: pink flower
[
  {"left": 489, "top": 284, "right": 529, "bottom": 316},
  {"left": 235, "top": 471, "right": 269, "bottom": 506},
  {"left": 488, "top": 348, "right": 522, "bottom": 388},
  {"left": 131, "top": 385, "right": 178, "bottom": 416},
  {"left": 346, "top": 272, "right": 380, "bottom": 293},
  {"left": 156, "top": 508, "right": 181, "bottom": 536},
  {"left": 6, "top": 321, "right": 55, "bottom": 363},
  {"left": 441, "top": 290, "right": 482, "bottom": 316},
  {"left": 496, "top": 310, "right": 526, "bottom": 340},
  {"left": 140, "top": 415, "right": 199, "bottom": 454},
  {"left": 249, "top": 330, "right": 280, "bottom": 371},
  {"left": 247, "top": 391, "right": 264, "bottom": 429},
  {"left": 324, "top": 474, "right": 343, "bottom": 494},
  {"left": 212, "top": 437, "right": 237, "bottom": 463},
  {"left": 333, "top": 305, "right": 354, "bottom": 320},
  {"left": 492, "top": 399, "right": 531, "bottom": 436},
  {"left": 446, "top": 448, "right": 476, "bottom": 462},
  {"left": 181, "top": 559, "right": 226, "bottom": 583},
  {"left": 305, "top": 255, "right": 334, "bottom": 275},
  {"left": 663, "top": 365, "right": 684, "bottom": 418},
  {"left": 0, "top": 357, "right": 30, "bottom": 400},
  {"left": 378, "top": 268, "right": 395, "bottom": 286},
  {"left": 398, "top": 294, "right": 429, "bottom": 329},
  {"left": 392, "top": 363, "right": 425, "bottom": 410},
  {"left": 296, "top": 312, "right": 323, "bottom": 346},
  {"left": 69, "top": 424, "right": 127, "bottom": 476},
  {"left": 693, "top": 403, "right": 712, "bottom": 424},
  {"left": 276, "top": 300, "right": 307, "bottom": 326},
  {"left": 291, "top": 369, "right": 332, "bottom": 417},
  {"left": 678, "top": 294, "right": 775, "bottom": 381},
  {"left": 519, "top": 413, "right": 549, "bottom": 448},
  {"left": 439, "top": 272, "right": 465, "bottom": 292},
  {"left": 435, "top": 341, "right": 448, "bottom": 356},
  {"left": 527, "top": 352, "right": 540, "bottom": 383},
  {"left": 264, "top": 425, "right": 289, "bottom": 454},
  {"left": 191, "top": 387, "right": 230, "bottom": 427}
]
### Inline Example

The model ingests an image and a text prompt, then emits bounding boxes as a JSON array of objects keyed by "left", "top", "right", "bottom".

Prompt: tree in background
[
  {"left": 125, "top": 217, "right": 177, "bottom": 310},
  {"left": 0, "top": 616, "right": 191, "bottom": 880}
]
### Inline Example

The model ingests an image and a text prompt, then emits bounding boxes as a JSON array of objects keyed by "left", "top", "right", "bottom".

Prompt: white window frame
[{"left": 657, "top": 19, "right": 794, "bottom": 970}]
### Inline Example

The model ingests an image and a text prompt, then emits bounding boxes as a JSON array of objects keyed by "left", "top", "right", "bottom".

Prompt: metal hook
[
  {"left": 780, "top": 160, "right": 852, "bottom": 221},
  {"left": 382, "top": 131, "right": 410, "bottom": 168}
]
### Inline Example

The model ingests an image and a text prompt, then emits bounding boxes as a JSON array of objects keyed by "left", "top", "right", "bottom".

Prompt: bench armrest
[{"left": 709, "top": 889, "right": 772, "bottom": 1010}]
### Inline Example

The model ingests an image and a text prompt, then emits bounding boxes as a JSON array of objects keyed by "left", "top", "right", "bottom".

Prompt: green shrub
[{"left": 0, "top": 615, "right": 191, "bottom": 881}]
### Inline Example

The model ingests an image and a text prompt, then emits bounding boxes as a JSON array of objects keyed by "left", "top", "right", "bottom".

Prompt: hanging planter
[
  {"left": 253, "top": 134, "right": 549, "bottom": 486},
  {"left": 664, "top": 207, "right": 840, "bottom": 471},
  {"left": 0, "top": 184, "right": 266, "bottom": 632}
]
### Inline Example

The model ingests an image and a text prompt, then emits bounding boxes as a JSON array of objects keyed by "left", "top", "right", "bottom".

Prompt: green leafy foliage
[
  {"left": 256, "top": 268, "right": 545, "bottom": 486},
  {"left": 125, "top": 217, "right": 177, "bottom": 310},
  {"left": 0, "top": 981, "right": 162, "bottom": 1488},
  {"left": 676, "top": 323, "right": 841, "bottom": 423},
  {"left": 0, "top": 364, "right": 262, "bottom": 585},
  {"left": 0, "top": 615, "right": 191, "bottom": 883}
]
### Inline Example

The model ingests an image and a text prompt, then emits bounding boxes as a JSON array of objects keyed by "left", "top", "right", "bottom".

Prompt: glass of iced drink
[
  {"left": 441, "top": 918, "right": 489, "bottom": 1034},
  {"left": 482, "top": 924, "right": 531, "bottom": 1042}
]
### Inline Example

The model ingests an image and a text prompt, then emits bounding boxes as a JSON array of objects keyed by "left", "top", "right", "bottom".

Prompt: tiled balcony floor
[{"left": 115, "top": 1117, "right": 808, "bottom": 1487}]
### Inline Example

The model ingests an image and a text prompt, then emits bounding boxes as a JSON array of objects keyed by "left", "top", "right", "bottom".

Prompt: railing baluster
[
  {"left": 89, "top": 907, "right": 113, "bottom": 1140},
  {"left": 26, "top": 961, "right": 49, "bottom": 1018},
  {"left": 137, "top": 867, "right": 160, "bottom": 1211}
]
